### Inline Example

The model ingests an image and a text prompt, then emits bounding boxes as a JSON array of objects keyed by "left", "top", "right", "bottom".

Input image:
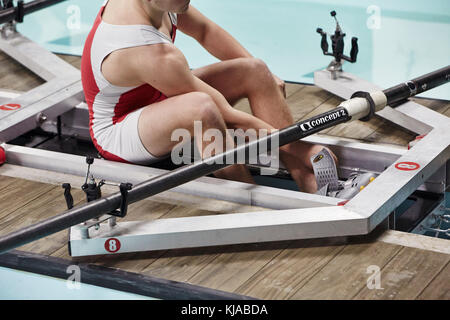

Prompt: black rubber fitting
[
  {"left": 350, "top": 91, "right": 376, "bottom": 122},
  {"left": 15, "top": 0, "right": 24, "bottom": 23}
]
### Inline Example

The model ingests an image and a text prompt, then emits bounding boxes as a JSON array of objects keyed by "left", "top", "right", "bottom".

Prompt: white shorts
[{"left": 93, "top": 107, "right": 170, "bottom": 165}]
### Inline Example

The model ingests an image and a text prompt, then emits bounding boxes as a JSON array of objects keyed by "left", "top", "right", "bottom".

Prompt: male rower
[{"left": 81, "top": 0, "right": 337, "bottom": 193}]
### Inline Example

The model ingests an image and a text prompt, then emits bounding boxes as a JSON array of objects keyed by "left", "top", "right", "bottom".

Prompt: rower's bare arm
[
  {"left": 130, "top": 44, "right": 274, "bottom": 132},
  {"left": 177, "top": 5, "right": 252, "bottom": 61}
]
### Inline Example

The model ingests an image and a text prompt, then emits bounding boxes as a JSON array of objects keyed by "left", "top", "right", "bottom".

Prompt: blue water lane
[{"left": 0, "top": 267, "right": 155, "bottom": 300}]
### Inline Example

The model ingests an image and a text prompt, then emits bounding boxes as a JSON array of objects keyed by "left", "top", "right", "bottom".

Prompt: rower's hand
[{"left": 272, "top": 73, "right": 286, "bottom": 98}]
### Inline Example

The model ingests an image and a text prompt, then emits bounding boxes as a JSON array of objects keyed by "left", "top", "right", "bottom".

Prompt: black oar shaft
[{"left": 383, "top": 65, "right": 450, "bottom": 106}]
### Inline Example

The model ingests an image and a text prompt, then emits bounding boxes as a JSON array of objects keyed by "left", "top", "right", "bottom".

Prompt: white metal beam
[
  {"left": 69, "top": 206, "right": 366, "bottom": 256},
  {"left": 3, "top": 144, "right": 340, "bottom": 209},
  {"left": 347, "top": 126, "right": 450, "bottom": 230},
  {"left": 0, "top": 75, "right": 83, "bottom": 143},
  {"left": 0, "top": 31, "right": 79, "bottom": 81}
]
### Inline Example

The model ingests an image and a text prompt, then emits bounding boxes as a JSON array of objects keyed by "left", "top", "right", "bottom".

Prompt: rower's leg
[
  {"left": 193, "top": 58, "right": 337, "bottom": 192},
  {"left": 138, "top": 91, "right": 254, "bottom": 183}
]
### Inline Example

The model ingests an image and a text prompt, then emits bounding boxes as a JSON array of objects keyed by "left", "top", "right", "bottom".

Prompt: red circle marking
[
  {"left": 104, "top": 238, "right": 121, "bottom": 253},
  {"left": 395, "top": 162, "right": 420, "bottom": 171},
  {"left": 0, "top": 104, "right": 21, "bottom": 111}
]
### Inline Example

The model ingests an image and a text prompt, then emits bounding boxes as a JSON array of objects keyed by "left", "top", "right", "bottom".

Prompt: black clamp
[
  {"left": 1, "top": 0, "right": 13, "bottom": 10},
  {"left": 316, "top": 10, "right": 359, "bottom": 64},
  {"left": 80, "top": 156, "right": 104, "bottom": 202},
  {"left": 15, "top": 0, "right": 24, "bottom": 23},
  {"left": 61, "top": 156, "right": 132, "bottom": 219},
  {"left": 62, "top": 183, "right": 74, "bottom": 210},
  {"left": 81, "top": 179, "right": 104, "bottom": 202},
  {"left": 109, "top": 183, "right": 133, "bottom": 218},
  {"left": 350, "top": 91, "right": 376, "bottom": 122},
  {"left": 2, "top": 0, "right": 24, "bottom": 23}
]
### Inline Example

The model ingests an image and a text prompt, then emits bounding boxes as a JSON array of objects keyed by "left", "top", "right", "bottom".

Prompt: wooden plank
[
  {"left": 0, "top": 178, "right": 56, "bottom": 221},
  {"left": 417, "top": 261, "right": 450, "bottom": 300},
  {"left": 0, "top": 186, "right": 83, "bottom": 230},
  {"left": 0, "top": 52, "right": 80, "bottom": 93},
  {"left": 186, "top": 241, "right": 291, "bottom": 293},
  {"left": 376, "top": 230, "right": 450, "bottom": 255},
  {"left": 0, "top": 51, "right": 9, "bottom": 63},
  {"left": 0, "top": 174, "right": 179, "bottom": 263},
  {"left": 285, "top": 82, "right": 305, "bottom": 98},
  {"left": 354, "top": 247, "right": 450, "bottom": 300},
  {"left": 327, "top": 116, "right": 387, "bottom": 142},
  {"left": 0, "top": 175, "right": 17, "bottom": 190},
  {"left": 233, "top": 83, "right": 306, "bottom": 115},
  {"left": 363, "top": 119, "right": 414, "bottom": 146},
  {"left": 443, "top": 105, "right": 450, "bottom": 117},
  {"left": 234, "top": 83, "right": 332, "bottom": 122},
  {"left": 411, "top": 97, "right": 450, "bottom": 115},
  {"left": 57, "top": 54, "right": 81, "bottom": 70},
  {"left": 289, "top": 242, "right": 402, "bottom": 300},
  {"left": 126, "top": 206, "right": 233, "bottom": 280},
  {"left": 139, "top": 246, "right": 221, "bottom": 283},
  {"left": 235, "top": 239, "right": 346, "bottom": 299},
  {"left": 0, "top": 51, "right": 43, "bottom": 91},
  {"left": 0, "top": 187, "right": 85, "bottom": 256},
  {"left": 287, "top": 85, "right": 334, "bottom": 122}
]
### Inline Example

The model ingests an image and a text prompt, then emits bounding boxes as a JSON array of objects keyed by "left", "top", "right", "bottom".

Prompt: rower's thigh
[
  {"left": 138, "top": 91, "right": 225, "bottom": 157},
  {"left": 192, "top": 57, "right": 270, "bottom": 105}
]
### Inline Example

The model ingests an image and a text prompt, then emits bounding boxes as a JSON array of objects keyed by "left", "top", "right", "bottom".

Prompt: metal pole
[
  {"left": 0, "top": 0, "right": 67, "bottom": 25},
  {"left": 0, "top": 66, "right": 449, "bottom": 254}
]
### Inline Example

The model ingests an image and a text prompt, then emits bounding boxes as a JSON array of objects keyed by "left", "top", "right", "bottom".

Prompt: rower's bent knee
[
  {"left": 241, "top": 58, "right": 272, "bottom": 90},
  {"left": 187, "top": 92, "right": 222, "bottom": 123},
  {"left": 246, "top": 58, "right": 270, "bottom": 75}
]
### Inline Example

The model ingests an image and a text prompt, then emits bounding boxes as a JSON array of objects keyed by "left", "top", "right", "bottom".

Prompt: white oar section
[{"left": 340, "top": 91, "right": 387, "bottom": 120}]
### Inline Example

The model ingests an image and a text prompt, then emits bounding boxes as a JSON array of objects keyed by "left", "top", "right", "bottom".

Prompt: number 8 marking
[
  {"left": 104, "top": 238, "right": 121, "bottom": 253},
  {"left": 395, "top": 162, "right": 420, "bottom": 171}
]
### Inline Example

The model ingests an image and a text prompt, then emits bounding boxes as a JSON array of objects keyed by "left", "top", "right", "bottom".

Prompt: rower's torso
[{"left": 100, "top": 0, "right": 175, "bottom": 88}]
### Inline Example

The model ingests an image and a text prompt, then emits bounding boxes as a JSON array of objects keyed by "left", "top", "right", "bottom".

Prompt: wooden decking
[{"left": 0, "top": 51, "right": 449, "bottom": 299}]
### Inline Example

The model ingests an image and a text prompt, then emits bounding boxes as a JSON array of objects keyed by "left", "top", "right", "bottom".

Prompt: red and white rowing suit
[{"left": 81, "top": 1, "right": 177, "bottom": 164}]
